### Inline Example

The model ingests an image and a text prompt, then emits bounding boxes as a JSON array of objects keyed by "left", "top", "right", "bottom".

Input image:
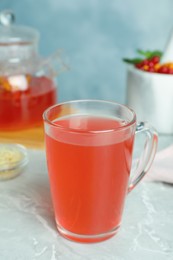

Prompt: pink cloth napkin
[{"left": 144, "top": 145, "right": 173, "bottom": 183}]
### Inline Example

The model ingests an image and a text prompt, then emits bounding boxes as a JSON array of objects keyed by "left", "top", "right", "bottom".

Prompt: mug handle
[{"left": 128, "top": 122, "right": 158, "bottom": 193}]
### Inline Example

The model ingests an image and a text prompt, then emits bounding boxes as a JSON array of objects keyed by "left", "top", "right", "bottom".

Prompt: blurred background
[{"left": 0, "top": 0, "right": 173, "bottom": 103}]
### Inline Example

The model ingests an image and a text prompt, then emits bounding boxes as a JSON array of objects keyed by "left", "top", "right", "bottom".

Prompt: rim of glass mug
[{"left": 43, "top": 99, "right": 136, "bottom": 133}]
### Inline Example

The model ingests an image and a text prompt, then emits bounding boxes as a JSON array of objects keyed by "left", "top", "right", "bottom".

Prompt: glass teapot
[{"left": 0, "top": 10, "right": 66, "bottom": 131}]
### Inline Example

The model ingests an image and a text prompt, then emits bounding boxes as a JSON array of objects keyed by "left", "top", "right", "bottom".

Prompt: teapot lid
[{"left": 0, "top": 10, "right": 39, "bottom": 45}]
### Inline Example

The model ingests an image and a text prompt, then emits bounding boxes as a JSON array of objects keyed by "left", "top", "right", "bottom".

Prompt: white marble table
[{"left": 0, "top": 135, "right": 173, "bottom": 260}]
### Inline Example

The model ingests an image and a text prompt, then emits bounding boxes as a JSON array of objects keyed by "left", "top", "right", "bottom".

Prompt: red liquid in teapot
[{"left": 0, "top": 75, "right": 56, "bottom": 130}]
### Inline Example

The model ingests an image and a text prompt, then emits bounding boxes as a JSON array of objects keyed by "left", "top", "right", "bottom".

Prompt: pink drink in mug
[{"left": 43, "top": 100, "right": 158, "bottom": 243}]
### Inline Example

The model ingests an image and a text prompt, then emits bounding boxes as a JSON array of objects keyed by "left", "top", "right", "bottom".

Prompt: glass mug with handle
[{"left": 43, "top": 100, "right": 158, "bottom": 243}]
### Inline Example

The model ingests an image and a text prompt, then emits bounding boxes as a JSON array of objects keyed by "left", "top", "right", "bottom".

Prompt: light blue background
[{"left": 0, "top": 0, "right": 173, "bottom": 103}]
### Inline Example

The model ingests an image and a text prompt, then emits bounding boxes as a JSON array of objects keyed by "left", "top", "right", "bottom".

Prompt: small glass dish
[{"left": 0, "top": 143, "right": 28, "bottom": 180}]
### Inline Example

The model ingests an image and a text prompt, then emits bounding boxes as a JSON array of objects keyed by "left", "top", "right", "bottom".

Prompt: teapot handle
[{"left": 36, "top": 49, "right": 69, "bottom": 77}]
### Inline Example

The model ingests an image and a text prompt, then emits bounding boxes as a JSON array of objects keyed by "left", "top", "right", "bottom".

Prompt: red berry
[
  {"left": 148, "top": 67, "right": 155, "bottom": 72},
  {"left": 151, "top": 56, "right": 160, "bottom": 64},
  {"left": 158, "top": 66, "right": 169, "bottom": 74},
  {"left": 148, "top": 62, "right": 154, "bottom": 67},
  {"left": 168, "top": 69, "right": 173, "bottom": 74},
  {"left": 142, "top": 59, "right": 150, "bottom": 65},
  {"left": 135, "top": 63, "right": 143, "bottom": 69}
]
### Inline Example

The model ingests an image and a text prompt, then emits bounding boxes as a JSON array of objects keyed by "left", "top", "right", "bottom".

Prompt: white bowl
[{"left": 126, "top": 65, "right": 173, "bottom": 134}]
